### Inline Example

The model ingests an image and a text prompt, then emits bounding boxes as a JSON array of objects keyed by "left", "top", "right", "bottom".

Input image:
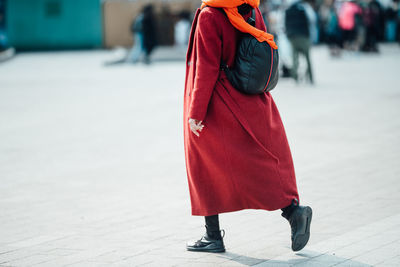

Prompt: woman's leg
[
  {"left": 205, "top": 215, "right": 222, "bottom": 240},
  {"left": 281, "top": 201, "right": 297, "bottom": 220}
]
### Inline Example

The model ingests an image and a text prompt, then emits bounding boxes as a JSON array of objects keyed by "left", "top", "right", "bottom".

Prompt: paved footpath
[{"left": 0, "top": 45, "right": 400, "bottom": 267}]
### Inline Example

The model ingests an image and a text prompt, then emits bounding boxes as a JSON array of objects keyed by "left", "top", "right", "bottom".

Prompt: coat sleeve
[{"left": 188, "top": 9, "right": 222, "bottom": 122}]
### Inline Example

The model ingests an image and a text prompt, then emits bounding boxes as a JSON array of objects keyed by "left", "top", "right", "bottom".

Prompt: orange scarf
[{"left": 201, "top": 0, "right": 277, "bottom": 49}]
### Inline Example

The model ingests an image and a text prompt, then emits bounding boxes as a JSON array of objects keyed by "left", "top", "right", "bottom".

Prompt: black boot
[
  {"left": 282, "top": 200, "right": 313, "bottom": 252},
  {"left": 186, "top": 215, "right": 225, "bottom": 253}
]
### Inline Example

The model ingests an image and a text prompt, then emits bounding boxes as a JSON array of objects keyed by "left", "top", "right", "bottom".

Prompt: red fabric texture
[{"left": 183, "top": 7, "right": 299, "bottom": 216}]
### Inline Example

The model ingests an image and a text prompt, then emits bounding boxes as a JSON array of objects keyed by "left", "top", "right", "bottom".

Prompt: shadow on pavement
[{"left": 212, "top": 249, "right": 372, "bottom": 266}]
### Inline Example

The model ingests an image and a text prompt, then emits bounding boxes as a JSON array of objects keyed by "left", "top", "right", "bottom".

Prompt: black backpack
[{"left": 221, "top": 9, "right": 279, "bottom": 95}]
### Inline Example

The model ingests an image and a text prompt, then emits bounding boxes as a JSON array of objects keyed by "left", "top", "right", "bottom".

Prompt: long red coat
[{"left": 183, "top": 7, "right": 299, "bottom": 216}]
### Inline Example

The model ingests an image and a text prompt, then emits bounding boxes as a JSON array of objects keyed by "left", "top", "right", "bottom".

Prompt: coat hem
[{"left": 191, "top": 197, "right": 296, "bottom": 216}]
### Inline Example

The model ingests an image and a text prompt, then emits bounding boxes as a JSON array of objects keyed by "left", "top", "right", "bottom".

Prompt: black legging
[{"left": 205, "top": 215, "right": 221, "bottom": 240}]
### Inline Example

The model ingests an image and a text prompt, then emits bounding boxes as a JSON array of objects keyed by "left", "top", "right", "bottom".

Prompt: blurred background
[{"left": 1, "top": 0, "right": 399, "bottom": 62}]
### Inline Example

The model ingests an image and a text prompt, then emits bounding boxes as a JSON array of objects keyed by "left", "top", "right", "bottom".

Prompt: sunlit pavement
[{"left": 0, "top": 44, "right": 399, "bottom": 266}]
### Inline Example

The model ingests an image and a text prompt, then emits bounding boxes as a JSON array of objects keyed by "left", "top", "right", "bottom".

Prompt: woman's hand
[{"left": 188, "top": 118, "right": 204, "bottom": 137}]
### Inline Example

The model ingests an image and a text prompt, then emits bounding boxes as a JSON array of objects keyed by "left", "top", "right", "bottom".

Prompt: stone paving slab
[{"left": 0, "top": 44, "right": 400, "bottom": 266}]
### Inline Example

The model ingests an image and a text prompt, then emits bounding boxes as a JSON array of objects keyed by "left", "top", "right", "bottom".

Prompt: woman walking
[{"left": 183, "top": 0, "right": 312, "bottom": 253}]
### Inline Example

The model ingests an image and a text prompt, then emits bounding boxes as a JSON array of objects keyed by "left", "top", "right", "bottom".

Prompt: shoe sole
[
  {"left": 186, "top": 246, "right": 225, "bottom": 253},
  {"left": 292, "top": 206, "right": 312, "bottom": 252}
]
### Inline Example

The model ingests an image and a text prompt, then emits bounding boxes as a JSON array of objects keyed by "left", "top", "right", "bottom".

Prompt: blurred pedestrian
[
  {"left": 285, "top": 0, "right": 314, "bottom": 84},
  {"left": 303, "top": 0, "right": 319, "bottom": 44},
  {"left": 397, "top": 2, "right": 400, "bottom": 44},
  {"left": 0, "top": 0, "right": 14, "bottom": 62},
  {"left": 385, "top": 0, "right": 399, "bottom": 42},
  {"left": 319, "top": 0, "right": 332, "bottom": 43},
  {"left": 267, "top": 2, "right": 293, "bottom": 77},
  {"left": 184, "top": 0, "right": 312, "bottom": 253},
  {"left": 338, "top": 0, "right": 362, "bottom": 51},
  {"left": 362, "top": 0, "right": 382, "bottom": 52},
  {"left": 321, "top": 0, "right": 342, "bottom": 56},
  {"left": 370, "top": 0, "right": 385, "bottom": 42},
  {"left": 127, "top": 4, "right": 157, "bottom": 64},
  {"left": 174, "top": 11, "right": 191, "bottom": 53}
]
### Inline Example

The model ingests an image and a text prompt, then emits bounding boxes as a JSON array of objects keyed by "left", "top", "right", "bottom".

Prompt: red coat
[{"left": 184, "top": 7, "right": 299, "bottom": 216}]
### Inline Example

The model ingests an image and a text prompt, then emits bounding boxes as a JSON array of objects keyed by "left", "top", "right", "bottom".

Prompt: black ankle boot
[
  {"left": 187, "top": 215, "right": 225, "bottom": 253},
  {"left": 186, "top": 230, "right": 225, "bottom": 253},
  {"left": 282, "top": 200, "right": 313, "bottom": 252}
]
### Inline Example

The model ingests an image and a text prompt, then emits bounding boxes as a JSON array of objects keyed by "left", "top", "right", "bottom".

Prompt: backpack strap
[
  {"left": 247, "top": 8, "right": 256, "bottom": 26},
  {"left": 220, "top": 8, "right": 256, "bottom": 70}
]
